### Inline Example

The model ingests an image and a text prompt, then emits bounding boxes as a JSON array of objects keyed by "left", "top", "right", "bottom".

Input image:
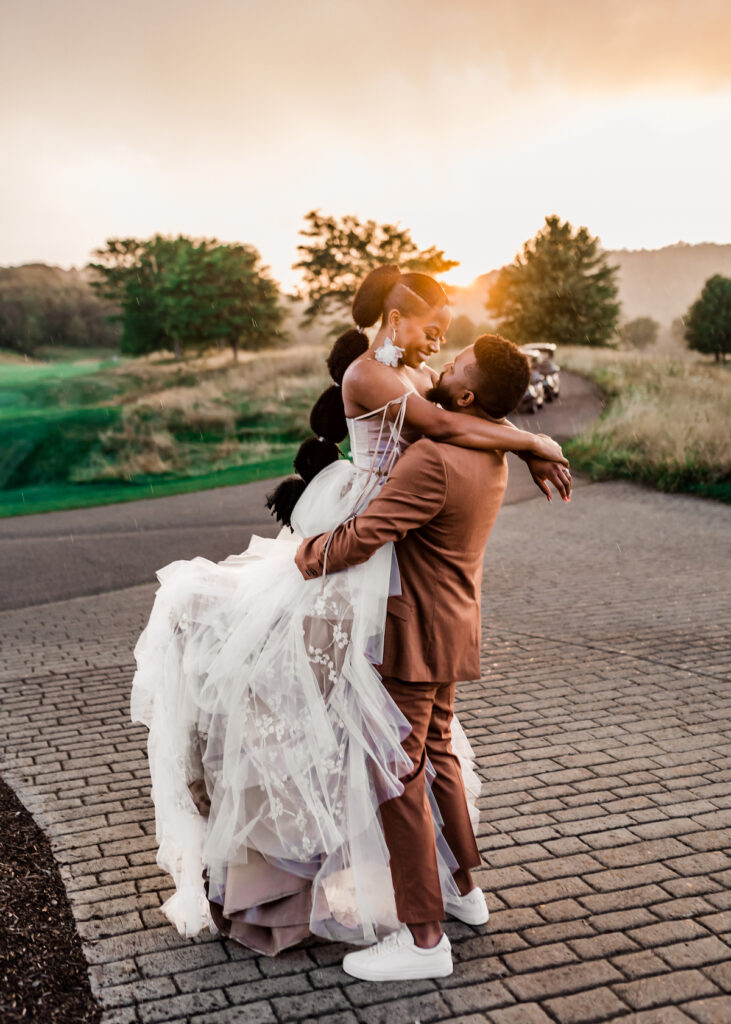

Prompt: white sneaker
[
  {"left": 444, "top": 886, "right": 489, "bottom": 926},
  {"left": 342, "top": 924, "right": 453, "bottom": 981}
]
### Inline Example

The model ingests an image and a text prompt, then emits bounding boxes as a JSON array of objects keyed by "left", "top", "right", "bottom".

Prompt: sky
[{"left": 2, "top": 0, "right": 731, "bottom": 290}]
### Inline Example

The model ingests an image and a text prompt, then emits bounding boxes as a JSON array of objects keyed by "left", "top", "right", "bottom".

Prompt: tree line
[
  {"left": 1, "top": 212, "right": 728, "bottom": 361},
  {"left": 0, "top": 264, "right": 119, "bottom": 356}
]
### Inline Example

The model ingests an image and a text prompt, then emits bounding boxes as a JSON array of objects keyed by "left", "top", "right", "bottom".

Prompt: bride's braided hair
[{"left": 266, "top": 265, "right": 448, "bottom": 528}]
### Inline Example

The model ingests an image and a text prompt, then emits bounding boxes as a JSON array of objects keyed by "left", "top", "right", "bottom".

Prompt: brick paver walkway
[{"left": 1, "top": 480, "right": 730, "bottom": 1024}]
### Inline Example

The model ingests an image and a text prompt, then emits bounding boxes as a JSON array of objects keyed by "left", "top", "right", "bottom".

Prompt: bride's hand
[
  {"left": 524, "top": 456, "right": 572, "bottom": 502},
  {"left": 530, "top": 433, "right": 569, "bottom": 465}
]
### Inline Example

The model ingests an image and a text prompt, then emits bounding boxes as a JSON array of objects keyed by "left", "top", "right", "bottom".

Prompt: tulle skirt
[{"left": 131, "top": 458, "right": 480, "bottom": 953}]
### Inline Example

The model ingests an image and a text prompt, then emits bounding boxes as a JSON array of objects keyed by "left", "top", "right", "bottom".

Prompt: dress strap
[
  {"left": 321, "top": 392, "right": 411, "bottom": 585},
  {"left": 350, "top": 388, "right": 416, "bottom": 421}
]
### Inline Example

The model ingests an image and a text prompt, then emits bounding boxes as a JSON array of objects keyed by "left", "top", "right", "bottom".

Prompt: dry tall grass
[
  {"left": 560, "top": 347, "right": 731, "bottom": 498},
  {"left": 73, "top": 345, "right": 331, "bottom": 482}
]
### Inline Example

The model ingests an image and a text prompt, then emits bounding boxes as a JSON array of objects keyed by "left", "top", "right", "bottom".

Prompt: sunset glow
[{"left": 2, "top": 0, "right": 731, "bottom": 290}]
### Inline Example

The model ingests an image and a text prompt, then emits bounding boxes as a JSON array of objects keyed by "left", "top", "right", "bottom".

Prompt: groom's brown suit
[{"left": 295, "top": 438, "right": 508, "bottom": 922}]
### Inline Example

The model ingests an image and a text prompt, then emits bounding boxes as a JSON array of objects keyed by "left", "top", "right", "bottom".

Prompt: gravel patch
[{"left": 0, "top": 778, "right": 101, "bottom": 1024}]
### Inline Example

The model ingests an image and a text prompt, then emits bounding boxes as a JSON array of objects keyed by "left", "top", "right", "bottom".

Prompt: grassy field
[
  {"left": 560, "top": 346, "right": 731, "bottom": 502},
  {"left": 0, "top": 346, "right": 330, "bottom": 517},
  {"left": 4, "top": 341, "right": 728, "bottom": 517}
]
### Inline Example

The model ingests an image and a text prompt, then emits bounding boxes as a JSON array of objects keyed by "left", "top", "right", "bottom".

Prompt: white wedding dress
[{"left": 130, "top": 394, "right": 480, "bottom": 954}]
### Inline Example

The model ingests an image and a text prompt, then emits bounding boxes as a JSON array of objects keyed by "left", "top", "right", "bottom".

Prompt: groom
[{"left": 295, "top": 335, "right": 571, "bottom": 981}]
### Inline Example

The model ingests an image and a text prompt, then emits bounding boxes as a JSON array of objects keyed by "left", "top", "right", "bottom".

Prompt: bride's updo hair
[{"left": 266, "top": 265, "right": 448, "bottom": 528}]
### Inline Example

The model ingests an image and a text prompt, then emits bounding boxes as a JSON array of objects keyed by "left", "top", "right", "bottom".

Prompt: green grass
[
  {"left": 0, "top": 352, "right": 130, "bottom": 421},
  {"left": 0, "top": 406, "right": 122, "bottom": 489},
  {"left": 0, "top": 450, "right": 299, "bottom": 518},
  {"left": 689, "top": 481, "right": 731, "bottom": 502},
  {"left": 0, "top": 344, "right": 329, "bottom": 517},
  {"left": 0, "top": 351, "right": 122, "bottom": 385}
]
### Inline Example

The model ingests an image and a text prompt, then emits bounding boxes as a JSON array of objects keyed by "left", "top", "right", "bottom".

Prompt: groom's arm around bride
[{"left": 296, "top": 431, "right": 506, "bottom": 682}]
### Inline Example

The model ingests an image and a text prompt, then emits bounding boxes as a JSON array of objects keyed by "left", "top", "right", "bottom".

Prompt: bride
[{"left": 130, "top": 265, "right": 566, "bottom": 955}]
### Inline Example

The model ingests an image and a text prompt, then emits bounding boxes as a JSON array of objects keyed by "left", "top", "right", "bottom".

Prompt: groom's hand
[
  {"left": 295, "top": 536, "right": 324, "bottom": 579},
  {"left": 523, "top": 455, "right": 572, "bottom": 502}
]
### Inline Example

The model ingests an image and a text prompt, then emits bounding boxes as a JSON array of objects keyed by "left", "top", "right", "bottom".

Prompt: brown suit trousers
[{"left": 379, "top": 676, "right": 480, "bottom": 922}]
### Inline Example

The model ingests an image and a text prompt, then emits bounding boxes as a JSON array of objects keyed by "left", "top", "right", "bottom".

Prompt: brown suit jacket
[{"left": 295, "top": 438, "right": 508, "bottom": 682}]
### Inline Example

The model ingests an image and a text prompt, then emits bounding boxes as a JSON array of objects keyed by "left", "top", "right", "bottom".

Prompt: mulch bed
[{"left": 0, "top": 777, "right": 102, "bottom": 1023}]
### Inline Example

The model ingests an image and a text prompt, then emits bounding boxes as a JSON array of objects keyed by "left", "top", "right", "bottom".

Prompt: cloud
[
  {"left": 5, "top": 1, "right": 731, "bottom": 135},
  {"left": 2, "top": 0, "right": 730, "bottom": 281}
]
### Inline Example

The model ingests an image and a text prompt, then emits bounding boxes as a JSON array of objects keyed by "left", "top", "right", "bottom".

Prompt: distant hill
[
  {"left": 449, "top": 243, "right": 731, "bottom": 327},
  {"left": 608, "top": 244, "right": 731, "bottom": 324}
]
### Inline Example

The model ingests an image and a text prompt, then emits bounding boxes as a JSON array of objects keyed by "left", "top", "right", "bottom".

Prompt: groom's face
[{"left": 426, "top": 346, "right": 480, "bottom": 411}]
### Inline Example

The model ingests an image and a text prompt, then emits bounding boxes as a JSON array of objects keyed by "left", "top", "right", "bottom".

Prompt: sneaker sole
[
  {"left": 343, "top": 959, "right": 454, "bottom": 982},
  {"left": 445, "top": 905, "right": 490, "bottom": 926}
]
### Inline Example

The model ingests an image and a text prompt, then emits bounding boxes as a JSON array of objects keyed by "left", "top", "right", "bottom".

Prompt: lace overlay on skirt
[{"left": 130, "top": 394, "right": 481, "bottom": 952}]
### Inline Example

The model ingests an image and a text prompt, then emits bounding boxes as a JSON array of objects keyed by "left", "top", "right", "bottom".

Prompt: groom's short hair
[{"left": 469, "top": 335, "right": 531, "bottom": 418}]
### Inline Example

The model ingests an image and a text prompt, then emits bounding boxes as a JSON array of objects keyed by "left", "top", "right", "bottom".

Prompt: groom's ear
[{"left": 455, "top": 388, "right": 476, "bottom": 408}]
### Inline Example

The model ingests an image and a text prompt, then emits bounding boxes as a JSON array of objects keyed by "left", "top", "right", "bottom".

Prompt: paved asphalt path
[{"left": 0, "top": 372, "right": 600, "bottom": 612}]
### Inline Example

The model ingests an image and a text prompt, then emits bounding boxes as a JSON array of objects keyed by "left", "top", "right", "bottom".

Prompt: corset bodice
[{"left": 346, "top": 392, "right": 414, "bottom": 473}]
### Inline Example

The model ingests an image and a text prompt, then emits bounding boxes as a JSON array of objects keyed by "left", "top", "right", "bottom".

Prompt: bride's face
[{"left": 392, "top": 306, "right": 451, "bottom": 369}]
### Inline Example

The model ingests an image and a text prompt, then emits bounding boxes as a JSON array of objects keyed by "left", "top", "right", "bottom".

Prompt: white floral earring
[{"left": 374, "top": 325, "right": 405, "bottom": 367}]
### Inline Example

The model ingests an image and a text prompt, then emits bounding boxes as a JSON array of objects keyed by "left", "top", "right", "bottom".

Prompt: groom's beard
[{"left": 425, "top": 381, "right": 455, "bottom": 410}]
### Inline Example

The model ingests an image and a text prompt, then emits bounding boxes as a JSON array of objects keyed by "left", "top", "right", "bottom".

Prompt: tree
[
  {"left": 89, "top": 236, "right": 180, "bottom": 356},
  {"left": 684, "top": 274, "right": 731, "bottom": 363},
  {"left": 671, "top": 316, "right": 687, "bottom": 344},
  {"left": 486, "top": 215, "right": 621, "bottom": 347},
  {"left": 293, "top": 210, "right": 459, "bottom": 327},
  {"left": 197, "top": 243, "right": 285, "bottom": 361},
  {"left": 89, "top": 235, "right": 284, "bottom": 360},
  {"left": 618, "top": 316, "right": 659, "bottom": 350},
  {"left": 445, "top": 314, "right": 476, "bottom": 350}
]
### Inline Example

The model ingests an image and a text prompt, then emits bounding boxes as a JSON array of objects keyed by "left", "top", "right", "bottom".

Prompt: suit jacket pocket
[{"left": 387, "top": 595, "right": 414, "bottom": 621}]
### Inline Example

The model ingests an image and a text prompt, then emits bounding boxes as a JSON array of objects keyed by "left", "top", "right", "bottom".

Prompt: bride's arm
[{"left": 344, "top": 359, "right": 568, "bottom": 464}]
